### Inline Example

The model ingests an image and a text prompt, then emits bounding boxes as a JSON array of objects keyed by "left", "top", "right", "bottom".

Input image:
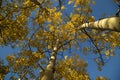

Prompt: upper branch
[{"left": 78, "top": 17, "right": 120, "bottom": 32}]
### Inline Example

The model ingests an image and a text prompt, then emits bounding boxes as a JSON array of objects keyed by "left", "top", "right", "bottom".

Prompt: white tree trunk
[
  {"left": 41, "top": 39, "right": 59, "bottom": 80},
  {"left": 79, "top": 17, "right": 120, "bottom": 32}
]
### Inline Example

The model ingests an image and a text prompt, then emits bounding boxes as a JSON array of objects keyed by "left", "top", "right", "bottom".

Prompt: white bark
[
  {"left": 41, "top": 39, "right": 59, "bottom": 80},
  {"left": 79, "top": 17, "right": 120, "bottom": 32}
]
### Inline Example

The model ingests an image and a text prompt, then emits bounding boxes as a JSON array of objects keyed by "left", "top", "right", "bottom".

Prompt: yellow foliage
[
  {"left": 24, "top": 0, "right": 33, "bottom": 6},
  {"left": 6, "top": 55, "right": 15, "bottom": 63},
  {"left": 56, "top": 55, "right": 90, "bottom": 80},
  {"left": 68, "top": 0, "right": 74, "bottom": 4},
  {"left": 0, "top": 66, "right": 9, "bottom": 80},
  {"left": 32, "top": 52, "right": 44, "bottom": 59},
  {"left": 96, "top": 76, "right": 109, "bottom": 80},
  {"left": 61, "top": 6, "right": 65, "bottom": 10},
  {"left": 88, "top": 16, "right": 95, "bottom": 22},
  {"left": 0, "top": 0, "right": 116, "bottom": 79},
  {"left": 74, "top": 0, "right": 90, "bottom": 7},
  {"left": 71, "top": 14, "right": 80, "bottom": 22},
  {"left": 49, "top": 26, "right": 55, "bottom": 32}
]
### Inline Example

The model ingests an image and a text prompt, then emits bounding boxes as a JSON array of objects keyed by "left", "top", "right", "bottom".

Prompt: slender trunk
[
  {"left": 79, "top": 17, "right": 120, "bottom": 32},
  {"left": 41, "top": 39, "right": 59, "bottom": 80}
]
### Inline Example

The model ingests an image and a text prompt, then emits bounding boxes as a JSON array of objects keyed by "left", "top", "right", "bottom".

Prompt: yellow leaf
[
  {"left": 49, "top": 26, "right": 55, "bottom": 31},
  {"left": 68, "top": 1, "right": 73, "bottom": 4},
  {"left": 75, "top": 0, "right": 80, "bottom": 6},
  {"left": 47, "top": 18, "right": 52, "bottom": 22},
  {"left": 39, "top": 53, "right": 44, "bottom": 58},
  {"left": 91, "top": 1, "right": 96, "bottom": 5},
  {"left": 24, "top": 0, "right": 30, "bottom": 5},
  {"left": 71, "top": 14, "right": 79, "bottom": 21},
  {"left": 14, "top": 4, "right": 18, "bottom": 8},
  {"left": 48, "top": 45, "right": 51, "bottom": 49},
  {"left": 105, "top": 50, "right": 110, "bottom": 56},
  {"left": 88, "top": 16, "right": 95, "bottom": 22},
  {"left": 67, "top": 22, "right": 74, "bottom": 28},
  {"left": 61, "top": 6, "right": 65, "bottom": 10}
]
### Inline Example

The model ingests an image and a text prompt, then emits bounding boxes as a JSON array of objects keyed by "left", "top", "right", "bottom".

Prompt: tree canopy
[{"left": 0, "top": 0, "right": 120, "bottom": 80}]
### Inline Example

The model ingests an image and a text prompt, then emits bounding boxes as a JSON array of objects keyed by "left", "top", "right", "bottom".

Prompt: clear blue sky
[{"left": 0, "top": 0, "right": 120, "bottom": 80}]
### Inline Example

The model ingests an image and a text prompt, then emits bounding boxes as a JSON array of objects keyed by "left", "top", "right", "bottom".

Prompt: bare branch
[
  {"left": 38, "top": 63, "right": 45, "bottom": 71},
  {"left": 81, "top": 29, "right": 104, "bottom": 66},
  {"left": 58, "top": 0, "right": 62, "bottom": 10}
]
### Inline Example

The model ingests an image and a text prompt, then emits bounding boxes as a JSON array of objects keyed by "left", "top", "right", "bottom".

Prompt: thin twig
[{"left": 82, "top": 29, "right": 104, "bottom": 65}]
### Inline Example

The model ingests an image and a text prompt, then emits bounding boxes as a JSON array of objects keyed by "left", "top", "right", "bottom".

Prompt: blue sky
[
  {"left": 0, "top": 0, "right": 120, "bottom": 80},
  {"left": 91, "top": 0, "right": 117, "bottom": 19}
]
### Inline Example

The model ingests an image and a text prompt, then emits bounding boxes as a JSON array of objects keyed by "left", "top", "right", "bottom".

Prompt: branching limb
[
  {"left": 114, "top": 0, "right": 120, "bottom": 16},
  {"left": 38, "top": 63, "right": 45, "bottom": 71},
  {"left": 58, "top": 0, "right": 62, "bottom": 10},
  {"left": 0, "top": 0, "right": 2, "bottom": 8},
  {"left": 30, "top": 0, "right": 43, "bottom": 8},
  {"left": 82, "top": 29, "right": 104, "bottom": 66}
]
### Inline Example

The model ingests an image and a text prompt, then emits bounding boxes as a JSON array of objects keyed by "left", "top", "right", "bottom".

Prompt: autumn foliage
[{"left": 0, "top": 0, "right": 118, "bottom": 80}]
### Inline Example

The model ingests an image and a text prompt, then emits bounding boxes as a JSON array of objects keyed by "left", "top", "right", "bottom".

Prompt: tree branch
[
  {"left": 78, "top": 17, "right": 120, "bottom": 32},
  {"left": 38, "top": 63, "right": 45, "bottom": 71},
  {"left": 82, "top": 29, "right": 104, "bottom": 66}
]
